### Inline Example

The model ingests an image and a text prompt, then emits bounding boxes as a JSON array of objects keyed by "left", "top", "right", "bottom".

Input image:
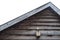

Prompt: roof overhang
[{"left": 0, "top": 2, "right": 60, "bottom": 31}]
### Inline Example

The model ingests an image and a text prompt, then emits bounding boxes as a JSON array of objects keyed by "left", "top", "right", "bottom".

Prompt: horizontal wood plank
[
  {"left": 2, "top": 30, "right": 60, "bottom": 36},
  {"left": 11, "top": 26, "right": 60, "bottom": 30},
  {"left": 0, "top": 36, "right": 60, "bottom": 39},
  {"left": 29, "top": 16, "right": 59, "bottom": 19},
  {"left": 32, "top": 19, "right": 59, "bottom": 21},
  {"left": 32, "top": 23, "right": 60, "bottom": 25}
]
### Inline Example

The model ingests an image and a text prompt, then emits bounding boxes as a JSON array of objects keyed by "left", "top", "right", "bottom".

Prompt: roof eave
[{"left": 0, "top": 2, "right": 60, "bottom": 31}]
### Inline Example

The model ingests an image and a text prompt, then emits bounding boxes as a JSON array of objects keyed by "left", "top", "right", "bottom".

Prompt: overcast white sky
[{"left": 0, "top": 0, "right": 60, "bottom": 25}]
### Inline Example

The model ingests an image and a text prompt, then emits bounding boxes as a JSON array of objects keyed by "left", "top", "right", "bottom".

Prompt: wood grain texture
[{"left": 0, "top": 9, "right": 60, "bottom": 40}]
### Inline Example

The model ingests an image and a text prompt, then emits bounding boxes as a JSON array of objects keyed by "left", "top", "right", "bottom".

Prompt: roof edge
[
  {"left": 48, "top": 2, "right": 60, "bottom": 15},
  {"left": 0, "top": 2, "right": 60, "bottom": 31}
]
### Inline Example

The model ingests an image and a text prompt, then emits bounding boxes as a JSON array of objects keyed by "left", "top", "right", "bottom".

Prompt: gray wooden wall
[{"left": 0, "top": 8, "right": 60, "bottom": 40}]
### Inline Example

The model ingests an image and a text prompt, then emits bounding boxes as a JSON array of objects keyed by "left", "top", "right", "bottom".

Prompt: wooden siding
[{"left": 0, "top": 9, "right": 60, "bottom": 40}]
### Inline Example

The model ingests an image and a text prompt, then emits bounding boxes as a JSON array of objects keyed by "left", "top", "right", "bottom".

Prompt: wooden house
[{"left": 0, "top": 2, "right": 60, "bottom": 40}]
